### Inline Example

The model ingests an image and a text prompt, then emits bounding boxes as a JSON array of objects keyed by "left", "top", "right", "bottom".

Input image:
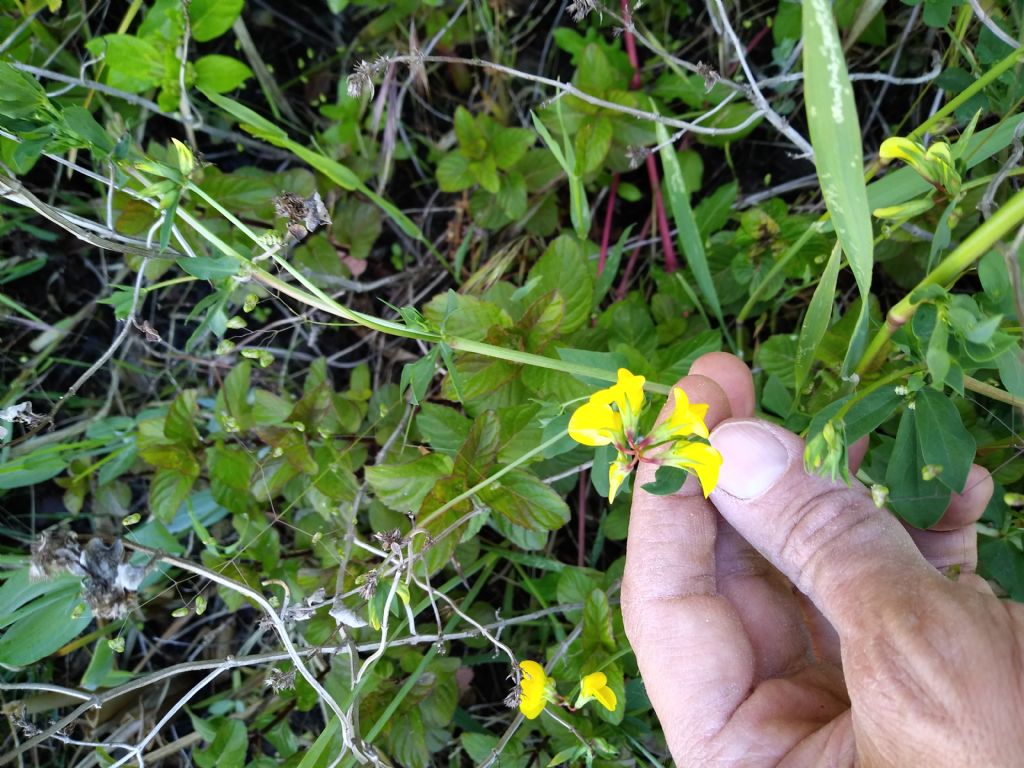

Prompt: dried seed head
[
  {"left": 503, "top": 684, "right": 521, "bottom": 710},
  {"left": 358, "top": 569, "right": 379, "bottom": 601},
  {"left": 273, "top": 191, "right": 331, "bottom": 242},
  {"left": 568, "top": 0, "right": 597, "bottom": 23},
  {"left": 373, "top": 528, "right": 406, "bottom": 552},
  {"left": 29, "top": 525, "right": 81, "bottom": 581},
  {"left": 347, "top": 57, "right": 388, "bottom": 100},
  {"left": 697, "top": 61, "right": 719, "bottom": 92},
  {"left": 625, "top": 145, "right": 649, "bottom": 170},
  {"left": 265, "top": 668, "right": 297, "bottom": 693}
]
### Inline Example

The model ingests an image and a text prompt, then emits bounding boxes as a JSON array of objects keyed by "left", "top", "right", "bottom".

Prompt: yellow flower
[
  {"left": 608, "top": 453, "right": 632, "bottom": 503},
  {"left": 518, "top": 660, "right": 553, "bottom": 720},
  {"left": 568, "top": 368, "right": 646, "bottom": 447},
  {"left": 663, "top": 440, "right": 722, "bottom": 498},
  {"left": 568, "top": 400, "right": 623, "bottom": 446},
  {"left": 576, "top": 671, "right": 617, "bottom": 712},
  {"left": 879, "top": 137, "right": 960, "bottom": 196},
  {"left": 664, "top": 386, "right": 710, "bottom": 439}
]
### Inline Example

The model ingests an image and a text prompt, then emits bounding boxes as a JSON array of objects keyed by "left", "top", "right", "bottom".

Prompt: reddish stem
[
  {"left": 615, "top": 212, "right": 653, "bottom": 300},
  {"left": 597, "top": 174, "right": 620, "bottom": 275},
  {"left": 621, "top": 0, "right": 678, "bottom": 273},
  {"left": 577, "top": 468, "right": 588, "bottom": 567},
  {"left": 645, "top": 153, "right": 678, "bottom": 272}
]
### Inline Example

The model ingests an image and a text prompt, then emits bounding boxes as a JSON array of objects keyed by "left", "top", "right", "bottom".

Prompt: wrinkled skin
[{"left": 622, "top": 352, "right": 1024, "bottom": 767}]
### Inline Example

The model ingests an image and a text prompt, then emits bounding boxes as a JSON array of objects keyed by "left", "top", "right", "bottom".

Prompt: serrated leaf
[
  {"left": 478, "top": 469, "right": 571, "bottom": 531},
  {"left": 366, "top": 454, "right": 454, "bottom": 513}
]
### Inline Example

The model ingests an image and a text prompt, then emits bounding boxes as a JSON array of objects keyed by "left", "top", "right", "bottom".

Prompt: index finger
[{"left": 622, "top": 371, "right": 754, "bottom": 758}]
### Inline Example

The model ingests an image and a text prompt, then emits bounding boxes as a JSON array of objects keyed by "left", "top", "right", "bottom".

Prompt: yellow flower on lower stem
[
  {"left": 663, "top": 440, "right": 722, "bottom": 498},
  {"left": 608, "top": 453, "right": 632, "bottom": 504},
  {"left": 518, "top": 660, "right": 554, "bottom": 720},
  {"left": 568, "top": 369, "right": 646, "bottom": 447},
  {"left": 576, "top": 671, "right": 617, "bottom": 712}
]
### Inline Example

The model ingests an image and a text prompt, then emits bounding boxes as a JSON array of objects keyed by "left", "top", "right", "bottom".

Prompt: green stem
[
  {"left": 417, "top": 432, "right": 567, "bottom": 531},
  {"left": 911, "top": 45, "right": 1024, "bottom": 141},
  {"left": 856, "top": 186, "right": 1024, "bottom": 375},
  {"left": 737, "top": 223, "right": 822, "bottom": 324},
  {"left": 964, "top": 374, "right": 1024, "bottom": 407}
]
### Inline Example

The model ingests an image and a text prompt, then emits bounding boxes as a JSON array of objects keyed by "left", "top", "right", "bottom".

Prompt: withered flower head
[
  {"left": 357, "top": 569, "right": 379, "bottom": 601},
  {"left": 273, "top": 191, "right": 331, "bottom": 241},
  {"left": 265, "top": 668, "right": 297, "bottom": 693},
  {"left": 29, "top": 525, "right": 81, "bottom": 581},
  {"left": 568, "top": 0, "right": 597, "bottom": 23}
]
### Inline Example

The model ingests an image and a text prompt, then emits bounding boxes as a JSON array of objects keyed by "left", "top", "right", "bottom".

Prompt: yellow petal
[
  {"left": 593, "top": 684, "right": 617, "bottom": 711},
  {"left": 607, "top": 456, "right": 631, "bottom": 503},
  {"left": 579, "top": 671, "right": 618, "bottom": 712},
  {"left": 568, "top": 401, "right": 622, "bottom": 446},
  {"left": 666, "top": 386, "right": 710, "bottom": 439},
  {"left": 614, "top": 368, "right": 646, "bottom": 415},
  {"left": 667, "top": 441, "right": 722, "bottom": 497},
  {"left": 580, "top": 671, "right": 607, "bottom": 697},
  {"left": 519, "top": 660, "right": 548, "bottom": 719},
  {"left": 879, "top": 136, "right": 927, "bottom": 166}
]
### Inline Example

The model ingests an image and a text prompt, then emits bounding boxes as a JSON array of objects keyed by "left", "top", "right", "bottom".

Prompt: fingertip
[
  {"left": 930, "top": 464, "right": 993, "bottom": 531},
  {"left": 690, "top": 352, "right": 756, "bottom": 418},
  {"left": 659, "top": 373, "right": 733, "bottom": 429},
  {"left": 848, "top": 436, "right": 869, "bottom": 474}
]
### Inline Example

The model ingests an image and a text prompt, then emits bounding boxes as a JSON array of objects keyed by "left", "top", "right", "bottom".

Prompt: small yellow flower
[
  {"left": 879, "top": 136, "right": 960, "bottom": 196},
  {"left": 576, "top": 671, "right": 617, "bottom": 712},
  {"left": 608, "top": 453, "right": 632, "bottom": 503},
  {"left": 518, "top": 660, "right": 553, "bottom": 720},
  {"left": 568, "top": 368, "right": 721, "bottom": 500},
  {"left": 568, "top": 400, "right": 624, "bottom": 446},
  {"left": 567, "top": 368, "right": 646, "bottom": 447},
  {"left": 664, "top": 386, "right": 710, "bottom": 439},
  {"left": 662, "top": 440, "right": 722, "bottom": 498}
]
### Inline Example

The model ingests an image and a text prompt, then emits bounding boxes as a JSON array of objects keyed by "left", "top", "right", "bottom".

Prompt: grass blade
[
  {"left": 802, "top": 0, "right": 874, "bottom": 374},
  {"left": 794, "top": 242, "right": 842, "bottom": 398},
  {"left": 654, "top": 120, "right": 723, "bottom": 325}
]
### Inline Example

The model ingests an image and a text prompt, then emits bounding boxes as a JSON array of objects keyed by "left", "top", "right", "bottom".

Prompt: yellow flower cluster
[
  {"left": 517, "top": 660, "right": 617, "bottom": 720},
  {"left": 567, "top": 368, "right": 721, "bottom": 501}
]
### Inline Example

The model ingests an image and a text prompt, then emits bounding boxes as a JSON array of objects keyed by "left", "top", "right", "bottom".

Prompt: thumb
[{"left": 707, "top": 419, "right": 944, "bottom": 638}]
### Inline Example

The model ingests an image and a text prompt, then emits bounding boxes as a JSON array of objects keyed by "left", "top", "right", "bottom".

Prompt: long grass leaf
[
  {"left": 794, "top": 242, "right": 842, "bottom": 397},
  {"left": 654, "top": 121, "right": 722, "bottom": 324},
  {"left": 802, "top": 0, "right": 874, "bottom": 374}
]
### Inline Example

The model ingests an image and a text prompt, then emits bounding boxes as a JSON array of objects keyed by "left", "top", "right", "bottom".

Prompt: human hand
[{"left": 622, "top": 352, "right": 1024, "bottom": 766}]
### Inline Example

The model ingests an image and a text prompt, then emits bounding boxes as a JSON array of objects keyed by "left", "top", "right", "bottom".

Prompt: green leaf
[
  {"left": 573, "top": 116, "right": 612, "bottom": 174},
  {"left": 478, "top": 469, "right": 571, "bottom": 531},
  {"left": 885, "top": 408, "right": 951, "bottom": 528},
  {"left": 793, "top": 242, "right": 841, "bottom": 396},
  {"left": 640, "top": 465, "right": 688, "bottom": 495},
  {"left": 193, "top": 718, "right": 247, "bottom": 768},
  {"left": 178, "top": 255, "right": 240, "bottom": 279},
  {"left": 436, "top": 152, "right": 475, "bottom": 192},
  {"left": 490, "top": 126, "right": 535, "bottom": 170},
  {"left": 85, "top": 34, "right": 163, "bottom": 92},
  {"left": 496, "top": 171, "right": 528, "bottom": 219},
  {"left": 366, "top": 454, "right": 454, "bottom": 513},
  {"left": 526, "top": 235, "right": 593, "bottom": 334},
  {"left": 454, "top": 106, "right": 486, "bottom": 158},
  {"left": 914, "top": 389, "right": 975, "bottom": 493},
  {"left": 165, "top": 389, "right": 200, "bottom": 446},
  {"left": 0, "top": 570, "right": 91, "bottom": 666},
  {"left": 979, "top": 538, "right": 1024, "bottom": 601},
  {"left": 0, "top": 451, "right": 68, "bottom": 489},
  {"left": 0, "top": 62, "right": 51, "bottom": 118},
  {"left": 655, "top": 120, "right": 722, "bottom": 323},
  {"left": 582, "top": 588, "right": 615, "bottom": 653},
  {"left": 61, "top": 106, "right": 114, "bottom": 154},
  {"left": 802, "top": 0, "right": 874, "bottom": 374},
  {"left": 400, "top": 349, "right": 438, "bottom": 405},
  {"left": 187, "top": 0, "right": 244, "bottom": 42},
  {"left": 194, "top": 54, "right": 253, "bottom": 93},
  {"left": 150, "top": 468, "right": 196, "bottom": 522}
]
